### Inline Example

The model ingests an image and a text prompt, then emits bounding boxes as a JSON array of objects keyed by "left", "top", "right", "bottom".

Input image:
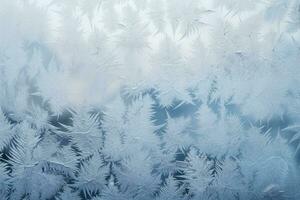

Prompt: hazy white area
[{"left": 19, "top": 0, "right": 299, "bottom": 110}]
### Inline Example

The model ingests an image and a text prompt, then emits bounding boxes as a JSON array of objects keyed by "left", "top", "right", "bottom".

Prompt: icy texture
[{"left": 0, "top": 0, "right": 300, "bottom": 200}]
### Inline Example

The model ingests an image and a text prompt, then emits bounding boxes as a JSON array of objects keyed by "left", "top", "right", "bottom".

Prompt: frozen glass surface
[{"left": 0, "top": 0, "right": 300, "bottom": 199}]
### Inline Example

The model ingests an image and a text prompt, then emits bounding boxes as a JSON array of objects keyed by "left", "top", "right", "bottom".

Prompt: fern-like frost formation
[{"left": 0, "top": 0, "right": 300, "bottom": 200}]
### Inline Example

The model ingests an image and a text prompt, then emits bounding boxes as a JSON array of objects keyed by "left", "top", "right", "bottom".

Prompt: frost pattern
[{"left": 0, "top": 0, "right": 300, "bottom": 200}]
